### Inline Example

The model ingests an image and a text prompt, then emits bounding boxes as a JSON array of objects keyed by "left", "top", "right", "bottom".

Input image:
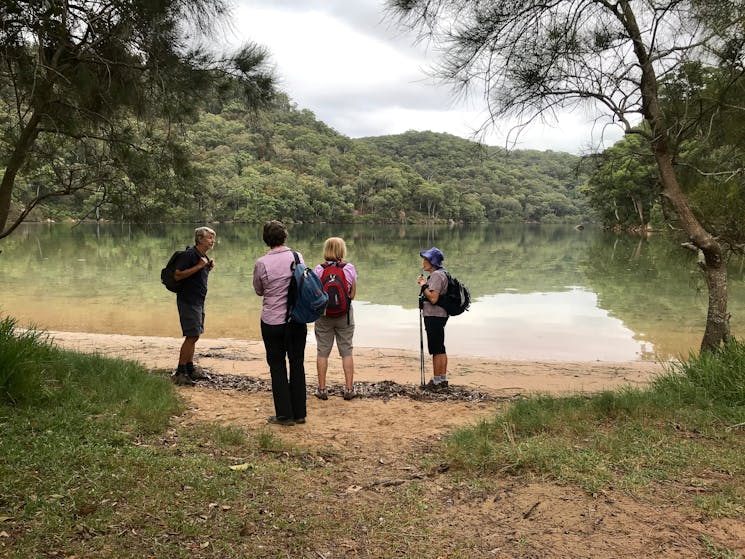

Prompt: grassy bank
[
  {"left": 1, "top": 316, "right": 743, "bottom": 558},
  {"left": 445, "top": 341, "right": 745, "bottom": 517}
]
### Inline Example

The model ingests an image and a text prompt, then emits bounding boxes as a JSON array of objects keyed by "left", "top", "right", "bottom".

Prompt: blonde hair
[
  {"left": 323, "top": 237, "right": 347, "bottom": 262},
  {"left": 194, "top": 226, "right": 216, "bottom": 242}
]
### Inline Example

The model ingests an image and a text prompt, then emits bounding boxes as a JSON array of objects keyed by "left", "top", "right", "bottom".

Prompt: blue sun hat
[{"left": 419, "top": 247, "right": 444, "bottom": 268}]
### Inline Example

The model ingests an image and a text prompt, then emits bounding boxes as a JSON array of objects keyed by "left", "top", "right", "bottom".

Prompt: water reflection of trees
[
  {"left": 285, "top": 223, "right": 597, "bottom": 307},
  {"left": 581, "top": 233, "right": 745, "bottom": 356},
  {"left": 7, "top": 223, "right": 745, "bottom": 348},
  {"left": 7, "top": 222, "right": 596, "bottom": 306}
]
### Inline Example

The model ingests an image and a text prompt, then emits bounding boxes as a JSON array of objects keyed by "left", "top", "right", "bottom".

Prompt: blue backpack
[{"left": 286, "top": 251, "right": 328, "bottom": 323}]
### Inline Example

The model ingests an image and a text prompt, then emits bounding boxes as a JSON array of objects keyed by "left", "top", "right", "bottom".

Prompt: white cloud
[{"left": 228, "top": 1, "right": 624, "bottom": 154}]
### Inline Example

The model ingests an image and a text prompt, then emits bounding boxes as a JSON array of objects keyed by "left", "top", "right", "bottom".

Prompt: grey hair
[{"left": 194, "top": 226, "right": 216, "bottom": 242}]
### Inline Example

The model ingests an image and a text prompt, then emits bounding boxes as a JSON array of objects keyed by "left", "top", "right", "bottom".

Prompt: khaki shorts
[{"left": 314, "top": 307, "right": 355, "bottom": 357}]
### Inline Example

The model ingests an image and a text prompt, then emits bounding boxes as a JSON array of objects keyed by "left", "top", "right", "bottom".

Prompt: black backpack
[
  {"left": 436, "top": 271, "right": 471, "bottom": 316},
  {"left": 161, "top": 247, "right": 188, "bottom": 293}
]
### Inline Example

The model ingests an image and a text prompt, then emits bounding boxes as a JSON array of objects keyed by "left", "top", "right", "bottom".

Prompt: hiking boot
[
  {"left": 173, "top": 372, "right": 196, "bottom": 386},
  {"left": 423, "top": 379, "right": 446, "bottom": 391},
  {"left": 315, "top": 388, "right": 328, "bottom": 401},
  {"left": 267, "top": 416, "right": 295, "bottom": 426},
  {"left": 188, "top": 365, "right": 209, "bottom": 381}
]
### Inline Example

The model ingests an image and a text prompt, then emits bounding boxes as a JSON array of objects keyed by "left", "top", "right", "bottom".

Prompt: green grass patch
[
  {"left": 0, "top": 316, "right": 179, "bottom": 432},
  {"left": 445, "top": 340, "right": 745, "bottom": 514},
  {"left": 700, "top": 535, "right": 744, "bottom": 559},
  {"left": 0, "top": 319, "right": 445, "bottom": 558}
]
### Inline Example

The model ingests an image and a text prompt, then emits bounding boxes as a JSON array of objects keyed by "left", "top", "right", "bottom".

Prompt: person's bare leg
[
  {"left": 179, "top": 336, "right": 199, "bottom": 365},
  {"left": 433, "top": 353, "right": 448, "bottom": 377},
  {"left": 342, "top": 355, "right": 354, "bottom": 390},
  {"left": 316, "top": 356, "right": 329, "bottom": 389}
]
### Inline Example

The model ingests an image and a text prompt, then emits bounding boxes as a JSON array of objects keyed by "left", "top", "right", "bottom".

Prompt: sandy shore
[{"left": 46, "top": 330, "right": 665, "bottom": 396}]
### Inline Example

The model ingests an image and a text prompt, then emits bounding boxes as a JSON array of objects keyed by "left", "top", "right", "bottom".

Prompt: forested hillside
[
  {"left": 13, "top": 94, "right": 593, "bottom": 225},
  {"left": 360, "top": 132, "right": 591, "bottom": 222}
]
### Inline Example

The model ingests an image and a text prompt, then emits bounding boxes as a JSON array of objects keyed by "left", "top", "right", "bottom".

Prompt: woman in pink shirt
[{"left": 253, "top": 220, "right": 307, "bottom": 426}]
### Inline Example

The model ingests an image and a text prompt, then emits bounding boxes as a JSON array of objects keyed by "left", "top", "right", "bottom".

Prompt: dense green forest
[
  {"left": 581, "top": 64, "right": 745, "bottom": 246},
  {"left": 11, "top": 94, "right": 593, "bottom": 225}
]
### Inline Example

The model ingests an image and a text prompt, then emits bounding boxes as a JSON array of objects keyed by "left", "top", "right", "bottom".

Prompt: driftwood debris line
[{"left": 184, "top": 371, "right": 515, "bottom": 404}]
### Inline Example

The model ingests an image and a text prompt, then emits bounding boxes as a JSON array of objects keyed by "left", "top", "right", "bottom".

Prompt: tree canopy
[{"left": 0, "top": 0, "right": 276, "bottom": 238}]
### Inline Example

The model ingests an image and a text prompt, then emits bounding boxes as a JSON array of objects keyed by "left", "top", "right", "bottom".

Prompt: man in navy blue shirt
[{"left": 173, "top": 226, "right": 216, "bottom": 385}]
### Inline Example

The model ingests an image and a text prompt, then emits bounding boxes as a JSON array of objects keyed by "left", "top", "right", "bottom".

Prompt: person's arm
[
  {"left": 345, "top": 264, "right": 357, "bottom": 299},
  {"left": 253, "top": 261, "right": 265, "bottom": 296},
  {"left": 419, "top": 270, "right": 446, "bottom": 305},
  {"left": 420, "top": 283, "right": 439, "bottom": 304},
  {"left": 174, "top": 255, "right": 210, "bottom": 281}
]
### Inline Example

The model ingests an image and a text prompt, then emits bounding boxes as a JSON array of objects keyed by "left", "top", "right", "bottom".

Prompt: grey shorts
[
  {"left": 314, "top": 307, "right": 355, "bottom": 358},
  {"left": 177, "top": 299, "right": 205, "bottom": 337}
]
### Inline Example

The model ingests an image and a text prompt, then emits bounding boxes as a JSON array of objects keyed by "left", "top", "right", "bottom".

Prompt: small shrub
[{"left": 0, "top": 316, "right": 56, "bottom": 405}]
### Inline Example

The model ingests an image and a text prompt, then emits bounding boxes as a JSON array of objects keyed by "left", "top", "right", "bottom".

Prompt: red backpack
[{"left": 320, "top": 261, "right": 351, "bottom": 318}]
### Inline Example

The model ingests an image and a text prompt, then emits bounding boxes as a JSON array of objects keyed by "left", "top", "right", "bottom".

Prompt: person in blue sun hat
[{"left": 416, "top": 246, "right": 449, "bottom": 390}]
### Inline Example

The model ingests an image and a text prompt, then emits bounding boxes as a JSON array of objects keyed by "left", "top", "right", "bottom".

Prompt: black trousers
[{"left": 260, "top": 320, "right": 307, "bottom": 420}]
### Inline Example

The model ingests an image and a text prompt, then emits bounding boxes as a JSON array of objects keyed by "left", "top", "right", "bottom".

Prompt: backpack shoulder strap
[
  {"left": 287, "top": 251, "right": 301, "bottom": 323},
  {"left": 321, "top": 260, "right": 345, "bottom": 269}
]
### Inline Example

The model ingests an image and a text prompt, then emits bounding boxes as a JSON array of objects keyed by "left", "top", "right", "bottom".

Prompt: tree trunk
[
  {"left": 655, "top": 152, "right": 729, "bottom": 352},
  {"left": 0, "top": 112, "right": 42, "bottom": 236},
  {"left": 702, "top": 259, "right": 730, "bottom": 351},
  {"left": 620, "top": 0, "right": 730, "bottom": 352}
]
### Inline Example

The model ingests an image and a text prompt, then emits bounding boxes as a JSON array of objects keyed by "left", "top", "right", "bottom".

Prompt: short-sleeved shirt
[
  {"left": 253, "top": 247, "right": 304, "bottom": 326},
  {"left": 422, "top": 268, "right": 448, "bottom": 318},
  {"left": 176, "top": 246, "right": 210, "bottom": 305},
  {"left": 313, "top": 261, "right": 358, "bottom": 293}
]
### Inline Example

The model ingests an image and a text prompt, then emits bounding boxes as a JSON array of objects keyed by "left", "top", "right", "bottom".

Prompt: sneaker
[
  {"left": 267, "top": 416, "right": 295, "bottom": 426},
  {"left": 315, "top": 388, "right": 328, "bottom": 401},
  {"left": 173, "top": 372, "right": 195, "bottom": 386},
  {"left": 188, "top": 365, "right": 209, "bottom": 381},
  {"left": 294, "top": 417, "right": 306, "bottom": 424},
  {"left": 343, "top": 388, "right": 356, "bottom": 401}
]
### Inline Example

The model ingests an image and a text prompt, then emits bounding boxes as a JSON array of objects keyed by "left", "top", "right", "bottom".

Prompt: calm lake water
[{"left": 3, "top": 222, "right": 744, "bottom": 361}]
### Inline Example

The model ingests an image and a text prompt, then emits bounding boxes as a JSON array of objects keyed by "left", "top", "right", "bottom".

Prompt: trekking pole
[{"left": 419, "top": 306, "right": 425, "bottom": 388}]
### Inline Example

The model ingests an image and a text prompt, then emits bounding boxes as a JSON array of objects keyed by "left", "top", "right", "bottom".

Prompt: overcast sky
[{"left": 225, "top": 0, "right": 624, "bottom": 154}]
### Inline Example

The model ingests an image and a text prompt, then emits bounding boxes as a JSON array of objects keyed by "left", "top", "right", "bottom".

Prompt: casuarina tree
[
  {"left": 0, "top": 0, "right": 276, "bottom": 239},
  {"left": 387, "top": 0, "right": 745, "bottom": 352}
]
